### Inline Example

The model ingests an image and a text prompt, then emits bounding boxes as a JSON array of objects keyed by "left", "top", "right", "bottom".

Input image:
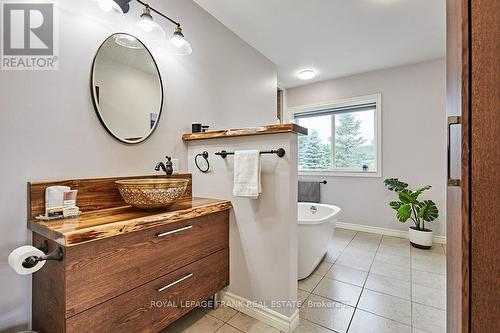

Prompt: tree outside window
[{"left": 295, "top": 102, "right": 377, "bottom": 173}]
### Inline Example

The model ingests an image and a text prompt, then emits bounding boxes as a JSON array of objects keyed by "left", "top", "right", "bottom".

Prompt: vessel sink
[{"left": 115, "top": 178, "right": 189, "bottom": 210}]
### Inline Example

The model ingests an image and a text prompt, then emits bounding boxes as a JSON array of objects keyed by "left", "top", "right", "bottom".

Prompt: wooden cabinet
[
  {"left": 66, "top": 248, "right": 229, "bottom": 333},
  {"left": 31, "top": 210, "right": 230, "bottom": 333}
]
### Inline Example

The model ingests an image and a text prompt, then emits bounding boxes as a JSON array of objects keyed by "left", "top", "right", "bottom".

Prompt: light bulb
[
  {"left": 96, "top": 0, "right": 122, "bottom": 13},
  {"left": 171, "top": 36, "right": 185, "bottom": 48},
  {"left": 166, "top": 26, "right": 192, "bottom": 55},
  {"left": 137, "top": 18, "right": 155, "bottom": 32},
  {"left": 132, "top": 6, "right": 166, "bottom": 43}
]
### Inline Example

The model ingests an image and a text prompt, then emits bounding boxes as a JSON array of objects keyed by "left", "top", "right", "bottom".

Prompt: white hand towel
[{"left": 233, "top": 150, "right": 261, "bottom": 199}]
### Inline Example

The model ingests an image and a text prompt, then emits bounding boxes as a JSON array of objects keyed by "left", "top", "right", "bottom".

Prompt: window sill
[{"left": 299, "top": 170, "right": 382, "bottom": 178}]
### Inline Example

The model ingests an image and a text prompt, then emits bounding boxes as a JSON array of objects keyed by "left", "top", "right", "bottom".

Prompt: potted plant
[{"left": 383, "top": 178, "right": 439, "bottom": 249}]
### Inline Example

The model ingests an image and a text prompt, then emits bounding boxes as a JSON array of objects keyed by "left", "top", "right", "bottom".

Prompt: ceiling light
[
  {"left": 166, "top": 26, "right": 193, "bottom": 55},
  {"left": 133, "top": 5, "right": 166, "bottom": 42},
  {"left": 297, "top": 69, "right": 317, "bottom": 80}
]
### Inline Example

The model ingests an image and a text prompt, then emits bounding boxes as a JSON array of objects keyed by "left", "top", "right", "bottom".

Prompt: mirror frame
[{"left": 90, "top": 33, "right": 164, "bottom": 144}]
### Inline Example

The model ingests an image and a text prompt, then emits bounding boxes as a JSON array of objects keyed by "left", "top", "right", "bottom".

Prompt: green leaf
[
  {"left": 384, "top": 178, "right": 408, "bottom": 192},
  {"left": 396, "top": 204, "right": 412, "bottom": 222},
  {"left": 398, "top": 189, "right": 418, "bottom": 204},
  {"left": 389, "top": 201, "right": 402, "bottom": 211},
  {"left": 413, "top": 185, "right": 432, "bottom": 198},
  {"left": 418, "top": 200, "right": 439, "bottom": 222}
]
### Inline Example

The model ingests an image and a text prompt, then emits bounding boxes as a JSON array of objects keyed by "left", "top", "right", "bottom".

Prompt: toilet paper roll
[{"left": 8, "top": 245, "right": 46, "bottom": 275}]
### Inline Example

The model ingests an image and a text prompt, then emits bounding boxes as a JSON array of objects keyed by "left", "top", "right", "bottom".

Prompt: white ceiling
[{"left": 193, "top": 0, "right": 446, "bottom": 88}]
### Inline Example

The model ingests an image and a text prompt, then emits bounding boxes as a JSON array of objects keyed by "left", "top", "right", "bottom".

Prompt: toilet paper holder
[{"left": 22, "top": 240, "right": 64, "bottom": 269}]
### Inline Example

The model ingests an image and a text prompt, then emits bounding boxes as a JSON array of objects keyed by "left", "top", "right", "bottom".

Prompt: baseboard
[
  {"left": 336, "top": 222, "right": 447, "bottom": 244},
  {"left": 218, "top": 291, "right": 299, "bottom": 333}
]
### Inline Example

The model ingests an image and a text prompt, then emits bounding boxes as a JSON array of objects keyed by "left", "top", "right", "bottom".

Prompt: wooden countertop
[
  {"left": 182, "top": 123, "right": 308, "bottom": 141},
  {"left": 29, "top": 197, "right": 232, "bottom": 247}
]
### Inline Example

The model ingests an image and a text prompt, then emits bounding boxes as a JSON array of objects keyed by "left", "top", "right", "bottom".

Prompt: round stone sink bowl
[{"left": 115, "top": 178, "right": 189, "bottom": 210}]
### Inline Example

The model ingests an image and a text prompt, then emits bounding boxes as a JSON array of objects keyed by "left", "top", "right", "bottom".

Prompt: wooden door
[
  {"left": 469, "top": 0, "right": 500, "bottom": 331},
  {"left": 446, "top": 0, "right": 500, "bottom": 331}
]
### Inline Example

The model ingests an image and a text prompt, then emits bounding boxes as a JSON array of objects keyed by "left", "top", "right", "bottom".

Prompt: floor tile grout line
[
  {"left": 411, "top": 300, "right": 447, "bottom": 311},
  {"left": 351, "top": 307, "right": 413, "bottom": 328},
  {"left": 362, "top": 285, "right": 411, "bottom": 302},
  {"left": 320, "top": 274, "right": 368, "bottom": 289},
  {"left": 345, "top": 233, "right": 384, "bottom": 332}
]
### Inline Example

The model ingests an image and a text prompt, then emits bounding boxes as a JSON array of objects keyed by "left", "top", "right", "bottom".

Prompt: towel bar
[{"left": 215, "top": 148, "right": 285, "bottom": 159}]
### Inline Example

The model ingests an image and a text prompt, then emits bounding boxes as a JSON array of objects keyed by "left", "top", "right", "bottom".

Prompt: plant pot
[{"left": 408, "top": 226, "right": 433, "bottom": 249}]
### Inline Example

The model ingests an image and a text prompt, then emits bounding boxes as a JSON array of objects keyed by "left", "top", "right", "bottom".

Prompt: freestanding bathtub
[{"left": 298, "top": 202, "right": 341, "bottom": 280}]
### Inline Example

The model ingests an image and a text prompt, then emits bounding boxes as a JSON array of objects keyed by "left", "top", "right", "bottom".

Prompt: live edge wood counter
[
  {"left": 29, "top": 195, "right": 232, "bottom": 333},
  {"left": 29, "top": 197, "right": 232, "bottom": 247}
]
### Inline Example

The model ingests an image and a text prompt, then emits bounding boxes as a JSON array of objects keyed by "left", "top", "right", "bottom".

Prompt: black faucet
[{"left": 155, "top": 156, "right": 174, "bottom": 178}]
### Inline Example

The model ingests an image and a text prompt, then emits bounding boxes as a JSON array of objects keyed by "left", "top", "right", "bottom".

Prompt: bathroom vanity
[{"left": 27, "top": 174, "right": 231, "bottom": 333}]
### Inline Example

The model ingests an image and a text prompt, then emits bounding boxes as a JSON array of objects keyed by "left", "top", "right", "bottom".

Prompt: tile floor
[{"left": 161, "top": 228, "right": 447, "bottom": 333}]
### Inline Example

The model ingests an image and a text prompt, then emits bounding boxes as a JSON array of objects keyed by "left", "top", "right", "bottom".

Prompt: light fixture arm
[{"left": 134, "top": 0, "right": 181, "bottom": 27}]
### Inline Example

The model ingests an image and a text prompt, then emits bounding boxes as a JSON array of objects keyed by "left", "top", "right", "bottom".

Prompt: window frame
[{"left": 289, "top": 93, "right": 382, "bottom": 178}]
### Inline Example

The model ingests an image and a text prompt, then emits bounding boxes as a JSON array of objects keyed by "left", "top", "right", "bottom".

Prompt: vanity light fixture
[
  {"left": 135, "top": 0, "right": 192, "bottom": 54},
  {"left": 98, "top": 0, "right": 193, "bottom": 54},
  {"left": 297, "top": 69, "right": 317, "bottom": 80}
]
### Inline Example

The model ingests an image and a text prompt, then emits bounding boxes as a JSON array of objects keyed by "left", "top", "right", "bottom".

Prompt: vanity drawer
[
  {"left": 64, "top": 209, "right": 229, "bottom": 317},
  {"left": 66, "top": 248, "right": 229, "bottom": 333}
]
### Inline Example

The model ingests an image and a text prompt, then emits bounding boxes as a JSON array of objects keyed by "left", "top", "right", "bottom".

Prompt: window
[{"left": 290, "top": 94, "right": 381, "bottom": 177}]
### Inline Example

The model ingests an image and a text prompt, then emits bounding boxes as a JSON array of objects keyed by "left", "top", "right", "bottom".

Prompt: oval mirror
[{"left": 91, "top": 33, "right": 163, "bottom": 144}]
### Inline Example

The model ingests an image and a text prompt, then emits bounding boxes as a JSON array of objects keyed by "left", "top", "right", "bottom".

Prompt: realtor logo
[{"left": 1, "top": 1, "right": 58, "bottom": 70}]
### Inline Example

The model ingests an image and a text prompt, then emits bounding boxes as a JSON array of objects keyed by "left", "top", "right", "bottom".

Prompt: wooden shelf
[{"left": 182, "top": 123, "right": 308, "bottom": 141}]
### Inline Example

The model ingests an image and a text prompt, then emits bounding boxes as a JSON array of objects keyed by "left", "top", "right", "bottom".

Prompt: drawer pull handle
[
  {"left": 157, "top": 273, "right": 193, "bottom": 292},
  {"left": 157, "top": 225, "right": 192, "bottom": 238}
]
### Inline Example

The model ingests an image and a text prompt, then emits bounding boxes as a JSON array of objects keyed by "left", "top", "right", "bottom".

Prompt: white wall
[
  {"left": 287, "top": 59, "right": 447, "bottom": 236},
  {"left": 187, "top": 133, "right": 298, "bottom": 318},
  {"left": 0, "top": 0, "right": 276, "bottom": 330}
]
